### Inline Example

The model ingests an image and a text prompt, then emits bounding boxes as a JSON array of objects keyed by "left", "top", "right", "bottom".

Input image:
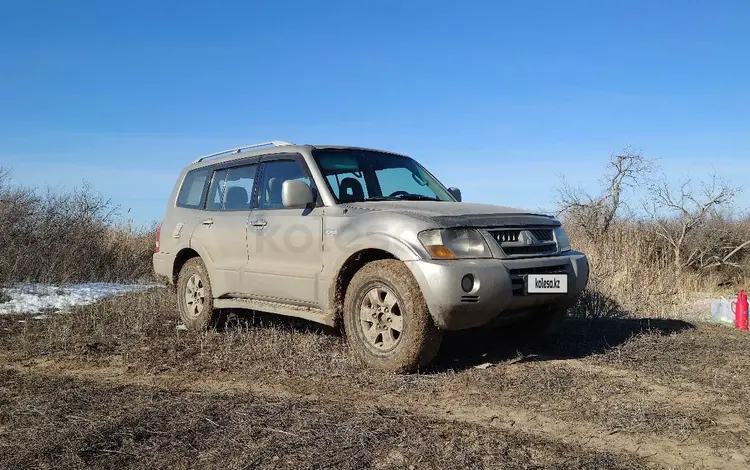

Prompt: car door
[
  {"left": 244, "top": 155, "right": 324, "bottom": 306},
  {"left": 190, "top": 162, "right": 259, "bottom": 297}
]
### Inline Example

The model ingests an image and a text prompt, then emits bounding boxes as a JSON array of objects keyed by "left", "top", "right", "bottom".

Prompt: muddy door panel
[{"left": 245, "top": 207, "right": 323, "bottom": 305}]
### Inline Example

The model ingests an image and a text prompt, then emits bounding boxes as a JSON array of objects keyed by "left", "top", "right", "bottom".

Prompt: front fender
[
  {"left": 328, "top": 232, "right": 422, "bottom": 284},
  {"left": 320, "top": 233, "right": 424, "bottom": 313}
]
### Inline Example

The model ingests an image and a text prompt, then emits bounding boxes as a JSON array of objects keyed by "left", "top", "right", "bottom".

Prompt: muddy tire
[
  {"left": 343, "top": 259, "right": 443, "bottom": 373},
  {"left": 176, "top": 257, "right": 215, "bottom": 331}
]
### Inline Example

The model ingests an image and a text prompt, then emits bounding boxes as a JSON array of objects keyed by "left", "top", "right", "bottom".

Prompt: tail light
[{"left": 155, "top": 223, "right": 162, "bottom": 253}]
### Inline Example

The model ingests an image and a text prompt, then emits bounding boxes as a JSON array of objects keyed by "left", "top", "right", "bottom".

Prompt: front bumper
[{"left": 405, "top": 251, "right": 589, "bottom": 330}]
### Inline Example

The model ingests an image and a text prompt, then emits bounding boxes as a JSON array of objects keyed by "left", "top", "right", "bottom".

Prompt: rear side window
[
  {"left": 206, "top": 164, "right": 258, "bottom": 211},
  {"left": 206, "top": 169, "right": 229, "bottom": 210},
  {"left": 176, "top": 168, "right": 210, "bottom": 208},
  {"left": 224, "top": 164, "right": 258, "bottom": 210}
]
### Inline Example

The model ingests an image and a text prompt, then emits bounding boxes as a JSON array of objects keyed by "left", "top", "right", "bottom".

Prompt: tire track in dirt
[
  {"left": 1, "top": 357, "right": 747, "bottom": 470},
  {"left": 554, "top": 358, "right": 750, "bottom": 431}
]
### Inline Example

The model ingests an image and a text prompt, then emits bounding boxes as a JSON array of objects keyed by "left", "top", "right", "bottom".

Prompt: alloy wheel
[{"left": 359, "top": 286, "right": 404, "bottom": 352}]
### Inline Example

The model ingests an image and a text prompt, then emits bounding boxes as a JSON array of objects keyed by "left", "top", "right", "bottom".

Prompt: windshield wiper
[
  {"left": 352, "top": 196, "right": 390, "bottom": 202},
  {"left": 348, "top": 194, "right": 441, "bottom": 202},
  {"left": 392, "top": 194, "right": 440, "bottom": 201}
]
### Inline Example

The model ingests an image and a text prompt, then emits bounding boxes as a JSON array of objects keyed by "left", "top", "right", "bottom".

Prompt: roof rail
[{"left": 193, "top": 140, "right": 295, "bottom": 163}]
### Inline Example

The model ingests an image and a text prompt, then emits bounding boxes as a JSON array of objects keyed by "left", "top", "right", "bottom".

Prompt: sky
[{"left": 1, "top": 0, "right": 749, "bottom": 223}]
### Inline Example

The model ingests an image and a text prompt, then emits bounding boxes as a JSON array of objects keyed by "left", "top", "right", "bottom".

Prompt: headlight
[
  {"left": 418, "top": 228, "right": 492, "bottom": 259},
  {"left": 554, "top": 227, "right": 571, "bottom": 252}
]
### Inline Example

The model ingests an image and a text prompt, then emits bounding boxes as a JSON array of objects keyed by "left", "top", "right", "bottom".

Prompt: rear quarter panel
[{"left": 156, "top": 169, "right": 206, "bottom": 279}]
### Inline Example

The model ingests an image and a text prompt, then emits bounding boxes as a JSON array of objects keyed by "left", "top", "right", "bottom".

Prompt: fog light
[{"left": 461, "top": 274, "right": 474, "bottom": 293}]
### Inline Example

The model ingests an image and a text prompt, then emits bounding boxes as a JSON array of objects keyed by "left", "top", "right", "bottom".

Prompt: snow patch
[{"left": 0, "top": 283, "right": 160, "bottom": 315}]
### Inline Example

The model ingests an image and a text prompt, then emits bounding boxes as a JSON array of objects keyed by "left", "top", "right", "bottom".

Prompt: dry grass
[
  {"left": 2, "top": 289, "right": 750, "bottom": 468},
  {"left": 568, "top": 221, "right": 750, "bottom": 319},
  {"left": 6, "top": 289, "right": 354, "bottom": 378},
  {"left": 0, "top": 172, "right": 155, "bottom": 284},
  {"left": 0, "top": 368, "right": 642, "bottom": 470}
]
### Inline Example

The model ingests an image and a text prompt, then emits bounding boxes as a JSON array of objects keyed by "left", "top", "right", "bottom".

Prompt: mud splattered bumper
[
  {"left": 152, "top": 253, "right": 174, "bottom": 284},
  {"left": 405, "top": 251, "right": 589, "bottom": 330}
]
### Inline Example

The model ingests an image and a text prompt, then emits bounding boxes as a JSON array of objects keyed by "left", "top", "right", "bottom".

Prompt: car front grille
[
  {"left": 502, "top": 245, "right": 558, "bottom": 256},
  {"left": 489, "top": 228, "right": 558, "bottom": 257},
  {"left": 493, "top": 229, "right": 521, "bottom": 243},
  {"left": 508, "top": 264, "right": 569, "bottom": 296},
  {"left": 529, "top": 229, "right": 554, "bottom": 241}
]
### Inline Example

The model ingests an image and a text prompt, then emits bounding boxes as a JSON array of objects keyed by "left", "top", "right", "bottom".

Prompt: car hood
[{"left": 342, "top": 201, "right": 560, "bottom": 228}]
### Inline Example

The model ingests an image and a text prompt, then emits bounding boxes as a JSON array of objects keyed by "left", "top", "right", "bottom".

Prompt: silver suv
[{"left": 154, "top": 141, "right": 589, "bottom": 372}]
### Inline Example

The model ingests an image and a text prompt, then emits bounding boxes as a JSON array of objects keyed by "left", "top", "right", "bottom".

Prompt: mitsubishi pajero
[{"left": 153, "top": 141, "right": 589, "bottom": 372}]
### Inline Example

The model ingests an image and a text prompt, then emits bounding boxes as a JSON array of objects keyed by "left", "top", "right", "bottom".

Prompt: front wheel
[
  {"left": 176, "top": 257, "right": 215, "bottom": 330},
  {"left": 343, "top": 260, "right": 443, "bottom": 373}
]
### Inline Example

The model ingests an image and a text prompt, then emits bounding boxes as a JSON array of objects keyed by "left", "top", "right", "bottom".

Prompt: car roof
[{"left": 184, "top": 143, "right": 408, "bottom": 172}]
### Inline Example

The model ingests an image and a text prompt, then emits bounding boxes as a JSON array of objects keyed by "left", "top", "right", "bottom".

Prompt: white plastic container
[{"left": 710, "top": 298, "right": 734, "bottom": 326}]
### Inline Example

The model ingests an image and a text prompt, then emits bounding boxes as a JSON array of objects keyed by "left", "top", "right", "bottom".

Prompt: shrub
[
  {"left": 0, "top": 168, "right": 156, "bottom": 284},
  {"left": 559, "top": 152, "right": 750, "bottom": 316}
]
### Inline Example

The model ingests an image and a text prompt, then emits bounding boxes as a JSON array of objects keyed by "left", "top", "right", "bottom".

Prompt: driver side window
[{"left": 259, "top": 159, "right": 314, "bottom": 210}]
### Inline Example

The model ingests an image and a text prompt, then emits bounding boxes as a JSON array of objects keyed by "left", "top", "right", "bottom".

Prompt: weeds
[
  {"left": 568, "top": 221, "right": 750, "bottom": 318},
  {"left": 2, "top": 288, "right": 748, "bottom": 468},
  {"left": 0, "top": 368, "right": 644, "bottom": 470},
  {"left": 0, "top": 169, "right": 155, "bottom": 284}
]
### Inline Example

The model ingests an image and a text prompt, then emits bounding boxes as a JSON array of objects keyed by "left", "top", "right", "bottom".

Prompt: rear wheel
[
  {"left": 176, "top": 257, "right": 215, "bottom": 330},
  {"left": 343, "top": 260, "right": 443, "bottom": 373}
]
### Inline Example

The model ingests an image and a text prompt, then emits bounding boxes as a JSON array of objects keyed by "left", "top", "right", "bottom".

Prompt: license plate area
[{"left": 525, "top": 274, "right": 568, "bottom": 294}]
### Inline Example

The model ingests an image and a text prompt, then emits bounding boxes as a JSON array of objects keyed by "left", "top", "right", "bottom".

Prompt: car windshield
[{"left": 313, "top": 149, "right": 455, "bottom": 203}]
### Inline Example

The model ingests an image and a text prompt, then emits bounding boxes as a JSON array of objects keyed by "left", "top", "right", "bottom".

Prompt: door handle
[
  {"left": 249, "top": 220, "right": 267, "bottom": 229},
  {"left": 201, "top": 219, "right": 213, "bottom": 226}
]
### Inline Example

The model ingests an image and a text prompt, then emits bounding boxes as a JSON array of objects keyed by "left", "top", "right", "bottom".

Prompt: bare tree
[
  {"left": 673, "top": 212, "right": 750, "bottom": 271},
  {"left": 646, "top": 172, "right": 740, "bottom": 273},
  {"left": 0, "top": 166, "right": 10, "bottom": 189},
  {"left": 557, "top": 148, "right": 650, "bottom": 238}
]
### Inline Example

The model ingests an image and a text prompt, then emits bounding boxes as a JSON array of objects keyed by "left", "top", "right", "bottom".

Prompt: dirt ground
[{"left": 1, "top": 289, "right": 749, "bottom": 469}]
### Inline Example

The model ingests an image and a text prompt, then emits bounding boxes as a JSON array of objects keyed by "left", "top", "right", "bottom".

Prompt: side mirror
[
  {"left": 282, "top": 180, "right": 314, "bottom": 208},
  {"left": 448, "top": 187, "right": 462, "bottom": 202}
]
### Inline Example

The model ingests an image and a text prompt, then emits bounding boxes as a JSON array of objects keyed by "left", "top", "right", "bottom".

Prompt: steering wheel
[{"left": 387, "top": 190, "right": 410, "bottom": 198}]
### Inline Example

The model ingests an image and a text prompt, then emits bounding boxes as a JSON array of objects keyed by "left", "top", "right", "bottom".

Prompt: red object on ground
[
  {"left": 155, "top": 223, "right": 162, "bottom": 253},
  {"left": 733, "top": 290, "right": 749, "bottom": 330}
]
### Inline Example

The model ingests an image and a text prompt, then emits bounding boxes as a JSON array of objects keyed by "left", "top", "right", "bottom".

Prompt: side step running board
[{"left": 213, "top": 298, "right": 335, "bottom": 327}]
